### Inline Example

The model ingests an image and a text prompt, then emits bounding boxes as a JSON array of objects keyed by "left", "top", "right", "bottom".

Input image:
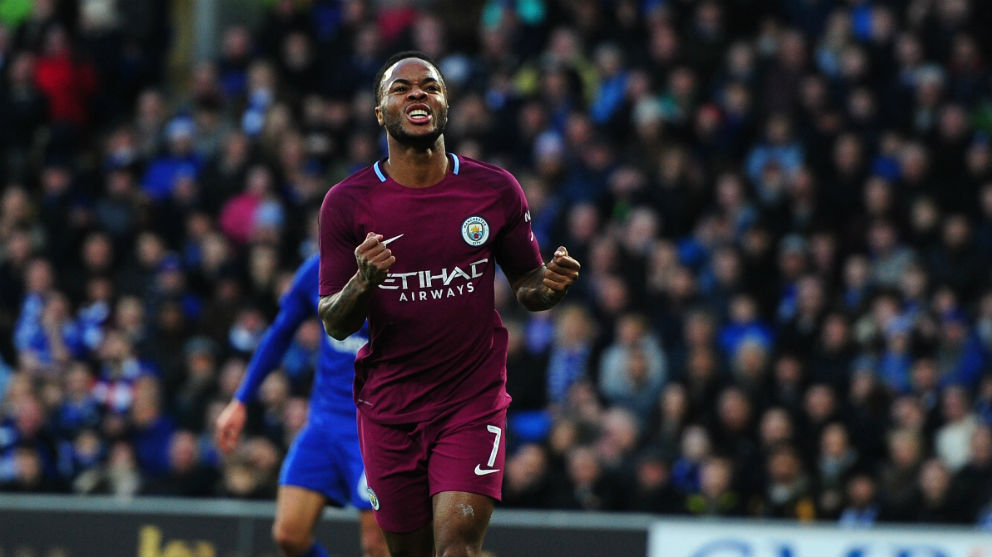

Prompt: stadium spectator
[
  {"left": 935, "top": 385, "right": 979, "bottom": 472},
  {"left": 755, "top": 443, "right": 816, "bottom": 521},
  {"left": 598, "top": 312, "right": 667, "bottom": 421},
  {"left": 685, "top": 455, "right": 744, "bottom": 517},
  {"left": 141, "top": 430, "right": 218, "bottom": 497},
  {"left": 502, "top": 443, "right": 554, "bottom": 509},
  {"left": 838, "top": 472, "right": 881, "bottom": 528},
  {"left": 914, "top": 458, "right": 969, "bottom": 524}
]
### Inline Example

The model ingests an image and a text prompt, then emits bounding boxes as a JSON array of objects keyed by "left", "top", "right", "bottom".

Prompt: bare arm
[
  {"left": 511, "top": 246, "right": 581, "bottom": 312},
  {"left": 319, "top": 232, "right": 395, "bottom": 340}
]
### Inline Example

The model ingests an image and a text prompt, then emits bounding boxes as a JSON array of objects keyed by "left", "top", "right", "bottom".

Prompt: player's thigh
[
  {"left": 432, "top": 491, "right": 494, "bottom": 555},
  {"left": 274, "top": 485, "right": 326, "bottom": 539},
  {"left": 358, "top": 414, "right": 433, "bottom": 534}
]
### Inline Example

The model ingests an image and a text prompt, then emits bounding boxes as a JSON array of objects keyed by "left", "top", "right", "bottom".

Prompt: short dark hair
[{"left": 373, "top": 50, "right": 444, "bottom": 104}]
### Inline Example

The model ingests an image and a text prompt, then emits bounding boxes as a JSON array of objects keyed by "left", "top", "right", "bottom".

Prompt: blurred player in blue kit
[{"left": 215, "top": 254, "right": 388, "bottom": 557}]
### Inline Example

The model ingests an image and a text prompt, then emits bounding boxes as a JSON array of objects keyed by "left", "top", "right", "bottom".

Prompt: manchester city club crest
[{"left": 461, "top": 216, "right": 490, "bottom": 247}]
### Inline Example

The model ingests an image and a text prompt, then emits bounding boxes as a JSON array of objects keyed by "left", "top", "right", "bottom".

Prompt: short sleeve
[
  {"left": 493, "top": 171, "right": 544, "bottom": 283},
  {"left": 319, "top": 185, "right": 360, "bottom": 296}
]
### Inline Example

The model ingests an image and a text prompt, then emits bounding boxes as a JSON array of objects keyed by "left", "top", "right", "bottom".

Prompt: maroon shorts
[{"left": 357, "top": 402, "right": 508, "bottom": 533}]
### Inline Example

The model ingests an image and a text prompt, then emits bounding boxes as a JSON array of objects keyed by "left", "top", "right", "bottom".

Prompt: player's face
[{"left": 376, "top": 58, "right": 448, "bottom": 150}]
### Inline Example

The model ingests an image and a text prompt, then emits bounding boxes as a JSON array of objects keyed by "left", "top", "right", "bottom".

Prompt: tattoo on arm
[
  {"left": 319, "top": 273, "right": 372, "bottom": 340},
  {"left": 512, "top": 265, "right": 566, "bottom": 312}
]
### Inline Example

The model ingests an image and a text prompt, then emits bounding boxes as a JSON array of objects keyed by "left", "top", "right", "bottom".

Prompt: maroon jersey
[{"left": 319, "top": 154, "right": 544, "bottom": 424}]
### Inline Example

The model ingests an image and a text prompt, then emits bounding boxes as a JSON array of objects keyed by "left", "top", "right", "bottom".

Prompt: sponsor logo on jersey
[
  {"left": 378, "top": 258, "right": 489, "bottom": 302},
  {"left": 474, "top": 464, "right": 500, "bottom": 476},
  {"left": 461, "top": 216, "right": 490, "bottom": 247}
]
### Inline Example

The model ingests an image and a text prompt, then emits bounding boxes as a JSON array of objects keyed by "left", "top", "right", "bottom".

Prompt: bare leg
[
  {"left": 272, "top": 485, "right": 327, "bottom": 556},
  {"left": 381, "top": 523, "right": 434, "bottom": 557},
  {"left": 432, "top": 491, "right": 494, "bottom": 557},
  {"left": 359, "top": 509, "right": 390, "bottom": 556}
]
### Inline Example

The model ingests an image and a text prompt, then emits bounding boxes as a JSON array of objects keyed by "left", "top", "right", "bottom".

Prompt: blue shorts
[{"left": 279, "top": 416, "right": 372, "bottom": 510}]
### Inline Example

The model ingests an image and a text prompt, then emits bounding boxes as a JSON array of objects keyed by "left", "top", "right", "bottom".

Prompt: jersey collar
[{"left": 373, "top": 153, "right": 460, "bottom": 183}]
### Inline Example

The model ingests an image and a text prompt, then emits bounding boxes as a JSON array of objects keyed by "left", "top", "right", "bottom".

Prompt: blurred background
[{"left": 3, "top": 0, "right": 992, "bottom": 553}]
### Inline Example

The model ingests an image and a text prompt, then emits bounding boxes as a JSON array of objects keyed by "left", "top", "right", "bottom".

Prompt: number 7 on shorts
[{"left": 485, "top": 425, "right": 501, "bottom": 468}]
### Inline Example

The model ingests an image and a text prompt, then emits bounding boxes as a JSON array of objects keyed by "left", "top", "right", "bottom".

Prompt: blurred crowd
[{"left": 3, "top": 0, "right": 992, "bottom": 529}]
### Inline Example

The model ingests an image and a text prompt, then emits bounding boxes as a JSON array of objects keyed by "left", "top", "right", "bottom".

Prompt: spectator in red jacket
[{"left": 33, "top": 25, "right": 97, "bottom": 129}]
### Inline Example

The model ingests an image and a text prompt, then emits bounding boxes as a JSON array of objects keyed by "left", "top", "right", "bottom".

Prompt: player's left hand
[{"left": 543, "top": 246, "right": 580, "bottom": 293}]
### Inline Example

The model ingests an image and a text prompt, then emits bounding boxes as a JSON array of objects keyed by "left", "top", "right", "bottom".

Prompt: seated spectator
[
  {"left": 866, "top": 219, "right": 917, "bottom": 290},
  {"left": 141, "top": 116, "right": 203, "bottom": 202},
  {"left": 881, "top": 428, "right": 925, "bottom": 522},
  {"left": 53, "top": 362, "right": 100, "bottom": 438},
  {"left": 545, "top": 304, "right": 596, "bottom": 407},
  {"left": 672, "top": 424, "right": 712, "bottom": 495},
  {"left": 141, "top": 430, "right": 219, "bottom": 497},
  {"left": 754, "top": 443, "right": 816, "bottom": 521},
  {"left": 646, "top": 382, "right": 691, "bottom": 457},
  {"left": 173, "top": 336, "right": 219, "bottom": 431},
  {"left": 217, "top": 436, "right": 280, "bottom": 499},
  {"left": 712, "top": 387, "right": 761, "bottom": 492},
  {"left": 815, "top": 423, "right": 861, "bottom": 518},
  {"left": 505, "top": 318, "right": 550, "bottom": 412},
  {"left": 730, "top": 337, "right": 772, "bottom": 410},
  {"left": 595, "top": 407, "right": 641, "bottom": 474},
  {"left": 0, "top": 395, "right": 60, "bottom": 491},
  {"left": 0, "top": 448, "right": 48, "bottom": 492},
  {"left": 626, "top": 449, "right": 683, "bottom": 514},
  {"left": 951, "top": 425, "right": 992, "bottom": 523},
  {"left": 685, "top": 455, "right": 745, "bottom": 517},
  {"left": 73, "top": 440, "right": 142, "bottom": 497},
  {"left": 551, "top": 445, "right": 623, "bottom": 511},
  {"left": 60, "top": 429, "right": 107, "bottom": 485},
  {"left": 33, "top": 25, "right": 97, "bottom": 130},
  {"left": 745, "top": 113, "right": 803, "bottom": 197},
  {"left": 129, "top": 376, "right": 175, "bottom": 479},
  {"left": 914, "top": 458, "right": 968, "bottom": 524},
  {"left": 598, "top": 312, "right": 667, "bottom": 421},
  {"left": 936, "top": 310, "right": 988, "bottom": 389},
  {"left": 91, "top": 330, "right": 156, "bottom": 416},
  {"left": 838, "top": 472, "right": 881, "bottom": 528},
  {"left": 15, "top": 289, "right": 84, "bottom": 370},
  {"left": 935, "top": 385, "right": 979, "bottom": 472},
  {"left": 502, "top": 443, "right": 553, "bottom": 509}
]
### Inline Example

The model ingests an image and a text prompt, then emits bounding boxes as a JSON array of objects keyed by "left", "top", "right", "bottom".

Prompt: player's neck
[{"left": 384, "top": 138, "right": 449, "bottom": 188}]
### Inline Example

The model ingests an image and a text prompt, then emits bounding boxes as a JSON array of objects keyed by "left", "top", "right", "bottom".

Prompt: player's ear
[{"left": 374, "top": 105, "right": 383, "bottom": 126}]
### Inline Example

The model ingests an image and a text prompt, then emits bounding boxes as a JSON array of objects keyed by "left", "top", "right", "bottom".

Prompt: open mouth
[{"left": 406, "top": 104, "right": 432, "bottom": 124}]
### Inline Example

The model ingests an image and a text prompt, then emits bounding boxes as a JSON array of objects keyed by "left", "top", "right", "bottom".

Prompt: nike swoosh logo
[
  {"left": 474, "top": 465, "right": 500, "bottom": 476},
  {"left": 382, "top": 234, "right": 404, "bottom": 245}
]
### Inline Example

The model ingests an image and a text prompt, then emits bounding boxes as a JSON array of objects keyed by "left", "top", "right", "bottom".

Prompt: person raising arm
[{"left": 317, "top": 50, "right": 579, "bottom": 557}]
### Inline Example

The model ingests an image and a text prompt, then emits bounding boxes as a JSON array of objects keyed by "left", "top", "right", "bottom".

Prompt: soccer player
[
  {"left": 215, "top": 254, "right": 388, "bottom": 557},
  {"left": 317, "top": 51, "right": 581, "bottom": 557}
]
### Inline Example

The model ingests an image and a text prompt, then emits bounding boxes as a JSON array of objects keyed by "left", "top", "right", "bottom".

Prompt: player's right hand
[
  {"left": 354, "top": 232, "right": 396, "bottom": 287},
  {"left": 215, "top": 399, "right": 247, "bottom": 454}
]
